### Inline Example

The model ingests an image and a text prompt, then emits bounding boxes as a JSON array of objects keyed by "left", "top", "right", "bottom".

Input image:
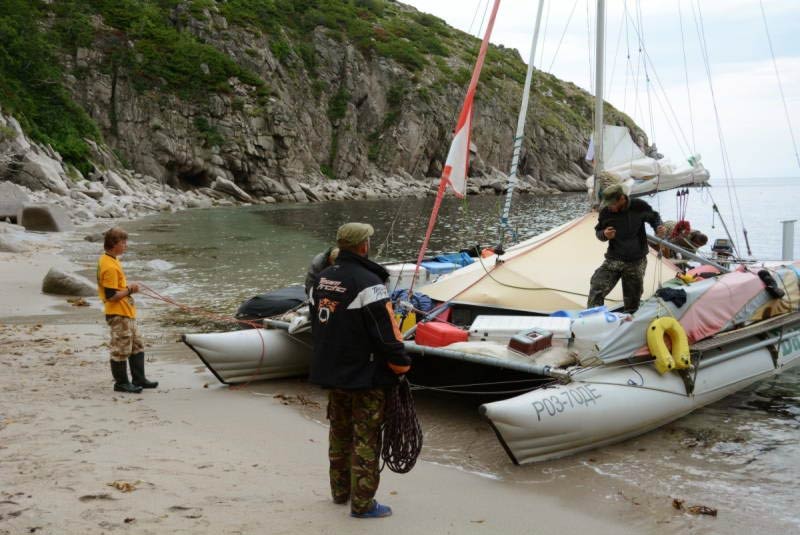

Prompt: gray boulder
[
  {"left": 256, "top": 176, "right": 289, "bottom": 196},
  {"left": 0, "top": 182, "right": 30, "bottom": 222},
  {"left": 299, "top": 183, "right": 320, "bottom": 202},
  {"left": 84, "top": 232, "right": 104, "bottom": 243},
  {"left": 211, "top": 176, "right": 253, "bottom": 203},
  {"left": 0, "top": 114, "right": 30, "bottom": 153},
  {"left": 101, "top": 170, "right": 135, "bottom": 196},
  {"left": 83, "top": 181, "right": 107, "bottom": 199},
  {"left": 41, "top": 267, "right": 95, "bottom": 296},
  {"left": 545, "top": 172, "right": 587, "bottom": 192},
  {"left": 0, "top": 233, "right": 28, "bottom": 253},
  {"left": 18, "top": 204, "right": 74, "bottom": 232},
  {"left": 186, "top": 197, "right": 213, "bottom": 209},
  {"left": 16, "top": 151, "right": 70, "bottom": 195}
]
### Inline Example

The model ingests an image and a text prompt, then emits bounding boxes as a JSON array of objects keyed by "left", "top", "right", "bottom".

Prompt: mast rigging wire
[
  {"left": 620, "top": 4, "right": 693, "bottom": 157},
  {"left": 677, "top": 0, "right": 696, "bottom": 153},
  {"left": 758, "top": 0, "right": 800, "bottom": 169},
  {"left": 475, "top": 0, "right": 491, "bottom": 38},
  {"left": 607, "top": 0, "right": 628, "bottom": 99},
  {"left": 690, "top": 0, "right": 750, "bottom": 255},
  {"left": 539, "top": 0, "right": 551, "bottom": 68},
  {"left": 466, "top": 0, "right": 486, "bottom": 36},
  {"left": 545, "top": 0, "right": 580, "bottom": 74}
]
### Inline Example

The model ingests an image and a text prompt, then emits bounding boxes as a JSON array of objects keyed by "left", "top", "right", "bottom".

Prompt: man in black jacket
[
  {"left": 309, "top": 222, "right": 410, "bottom": 519},
  {"left": 588, "top": 185, "right": 666, "bottom": 313}
]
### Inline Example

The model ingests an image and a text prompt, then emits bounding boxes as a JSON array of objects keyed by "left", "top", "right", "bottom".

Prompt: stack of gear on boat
[
  {"left": 589, "top": 184, "right": 666, "bottom": 313},
  {"left": 309, "top": 222, "right": 411, "bottom": 519},
  {"left": 598, "top": 262, "right": 800, "bottom": 365},
  {"left": 96, "top": 227, "right": 158, "bottom": 394}
]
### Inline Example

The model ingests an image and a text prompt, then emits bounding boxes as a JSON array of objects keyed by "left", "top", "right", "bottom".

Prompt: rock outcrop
[
  {"left": 18, "top": 205, "right": 74, "bottom": 232},
  {"left": 0, "top": 182, "right": 29, "bottom": 222},
  {"left": 0, "top": 1, "right": 652, "bottom": 223}
]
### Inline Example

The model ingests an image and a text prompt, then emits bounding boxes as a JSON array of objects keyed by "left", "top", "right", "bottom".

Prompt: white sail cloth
[
  {"left": 420, "top": 214, "right": 679, "bottom": 313},
  {"left": 586, "top": 125, "right": 710, "bottom": 198}
]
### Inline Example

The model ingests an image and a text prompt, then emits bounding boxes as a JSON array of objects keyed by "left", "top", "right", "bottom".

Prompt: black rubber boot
[
  {"left": 129, "top": 352, "right": 158, "bottom": 389},
  {"left": 111, "top": 360, "right": 142, "bottom": 393},
  {"left": 758, "top": 269, "right": 786, "bottom": 299}
]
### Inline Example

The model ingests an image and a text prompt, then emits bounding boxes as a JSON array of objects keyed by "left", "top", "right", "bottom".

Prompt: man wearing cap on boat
[
  {"left": 589, "top": 184, "right": 666, "bottom": 313},
  {"left": 658, "top": 220, "right": 709, "bottom": 260},
  {"left": 308, "top": 222, "right": 411, "bottom": 519}
]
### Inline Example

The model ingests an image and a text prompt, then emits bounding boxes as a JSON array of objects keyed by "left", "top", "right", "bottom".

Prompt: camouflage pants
[
  {"left": 327, "top": 388, "right": 386, "bottom": 514},
  {"left": 588, "top": 257, "right": 647, "bottom": 313},
  {"left": 106, "top": 315, "right": 144, "bottom": 362}
]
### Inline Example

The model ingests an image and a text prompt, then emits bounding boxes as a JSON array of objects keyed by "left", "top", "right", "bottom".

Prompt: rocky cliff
[{"left": 1, "top": 0, "right": 645, "bottom": 208}]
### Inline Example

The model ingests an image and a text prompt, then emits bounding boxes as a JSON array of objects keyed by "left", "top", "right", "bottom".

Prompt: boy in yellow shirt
[{"left": 97, "top": 227, "right": 158, "bottom": 393}]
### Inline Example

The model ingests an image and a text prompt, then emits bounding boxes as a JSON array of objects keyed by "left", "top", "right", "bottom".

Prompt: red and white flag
[
  {"left": 409, "top": 0, "right": 502, "bottom": 292},
  {"left": 441, "top": 0, "right": 500, "bottom": 197},
  {"left": 442, "top": 106, "right": 473, "bottom": 197}
]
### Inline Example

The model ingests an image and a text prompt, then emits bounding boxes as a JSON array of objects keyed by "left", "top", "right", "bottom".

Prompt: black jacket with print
[{"left": 309, "top": 250, "right": 410, "bottom": 389}]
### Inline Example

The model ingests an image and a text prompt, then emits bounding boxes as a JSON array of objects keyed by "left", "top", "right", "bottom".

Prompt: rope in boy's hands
[{"left": 135, "top": 283, "right": 270, "bottom": 389}]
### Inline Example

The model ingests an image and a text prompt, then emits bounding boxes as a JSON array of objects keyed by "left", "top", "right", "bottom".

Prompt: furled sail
[{"left": 587, "top": 125, "right": 710, "bottom": 198}]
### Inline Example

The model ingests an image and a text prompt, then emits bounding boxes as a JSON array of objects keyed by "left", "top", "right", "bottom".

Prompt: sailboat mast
[
  {"left": 592, "top": 0, "right": 606, "bottom": 203},
  {"left": 499, "top": 0, "right": 545, "bottom": 246}
]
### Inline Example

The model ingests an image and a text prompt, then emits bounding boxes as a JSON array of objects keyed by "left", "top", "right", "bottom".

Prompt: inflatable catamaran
[{"left": 184, "top": 0, "right": 800, "bottom": 464}]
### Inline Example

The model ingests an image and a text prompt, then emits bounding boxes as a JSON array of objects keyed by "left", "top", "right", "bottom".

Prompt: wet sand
[{"left": 0, "top": 236, "right": 643, "bottom": 534}]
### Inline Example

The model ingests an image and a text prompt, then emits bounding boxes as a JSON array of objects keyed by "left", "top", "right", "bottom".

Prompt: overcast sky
[{"left": 402, "top": 0, "right": 800, "bottom": 180}]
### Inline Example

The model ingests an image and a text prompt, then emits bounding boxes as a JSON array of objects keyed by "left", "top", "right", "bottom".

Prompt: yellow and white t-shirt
[{"left": 96, "top": 253, "right": 136, "bottom": 318}]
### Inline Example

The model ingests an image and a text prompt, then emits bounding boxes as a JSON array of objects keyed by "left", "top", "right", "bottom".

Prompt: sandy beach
[
  {"left": 0, "top": 229, "right": 641, "bottom": 535},
  {"left": 3, "top": 224, "right": 784, "bottom": 535}
]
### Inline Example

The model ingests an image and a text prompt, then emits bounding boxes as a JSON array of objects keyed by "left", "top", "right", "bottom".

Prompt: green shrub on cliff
[
  {"left": 0, "top": 0, "right": 100, "bottom": 174},
  {"left": 193, "top": 117, "right": 225, "bottom": 148},
  {"left": 80, "top": 0, "right": 263, "bottom": 97},
  {"left": 220, "top": 0, "right": 447, "bottom": 71},
  {"left": 327, "top": 88, "right": 350, "bottom": 122}
]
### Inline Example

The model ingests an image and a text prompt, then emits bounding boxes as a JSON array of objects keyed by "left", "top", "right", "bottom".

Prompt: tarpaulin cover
[
  {"left": 734, "top": 264, "right": 800, "bottom": 325},
  {"left": 598, "top": 278, "right": 715, "bottom": 362},
  {"left": 421, "top": 214, "right": 679, "bottom": 313},
  {"left": 679, "top": 271, "right": 764, "bottom": 342},
  {"left": 435, "top": 252, "right": 475, "bottom": 267},
  {"left": 235, "top": 285, "right": 307, "bottom": 320}
]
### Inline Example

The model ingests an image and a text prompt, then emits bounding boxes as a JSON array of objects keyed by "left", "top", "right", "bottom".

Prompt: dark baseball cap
[
  {"left": 600, "top": 184, "right": 625, "bottom": 208},
  {"left": 336, "top": 222, "right": 374, "bottom": 248}
]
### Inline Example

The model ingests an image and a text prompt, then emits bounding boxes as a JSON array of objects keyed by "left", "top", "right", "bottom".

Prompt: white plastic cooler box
[
  {"left": 385, "top": 263, "right": 427, "bottom": 291},
  {"left": 468, "top": 315, "right": 572, "bottom": 342}
]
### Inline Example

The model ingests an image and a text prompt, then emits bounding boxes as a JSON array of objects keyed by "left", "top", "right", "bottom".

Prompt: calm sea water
[{"left": 68, "top": 178, "right": 799, "bottom": 532}]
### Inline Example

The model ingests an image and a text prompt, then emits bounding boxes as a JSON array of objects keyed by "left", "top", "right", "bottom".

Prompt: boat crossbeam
[
  {"left": 403, "top": 341, "right": 570, "bottom": 381},
  {"left": 647, "top": 235, "right": 730, "bottom": 272},
  {"left": 696, "top": 330, "right": 800, "bottom": 370}
]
